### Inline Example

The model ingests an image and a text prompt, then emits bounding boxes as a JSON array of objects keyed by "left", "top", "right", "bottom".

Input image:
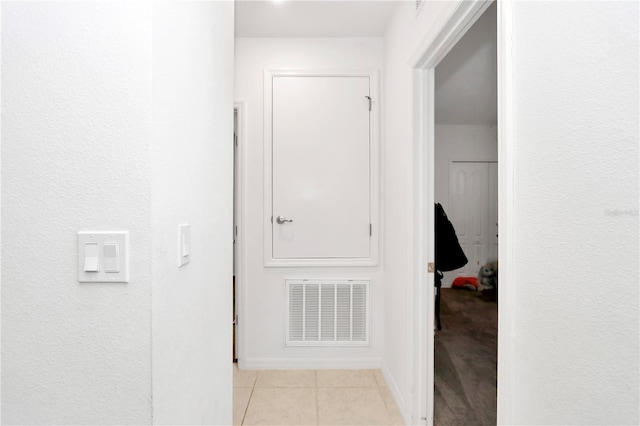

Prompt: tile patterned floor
[{"left": 233, "top": 365, "right": 405, "bottom": 426}]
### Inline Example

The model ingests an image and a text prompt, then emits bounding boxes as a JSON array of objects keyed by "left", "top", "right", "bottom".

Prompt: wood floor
[{"left": 434, "top": 288, "right": 498, "bottom": 425}]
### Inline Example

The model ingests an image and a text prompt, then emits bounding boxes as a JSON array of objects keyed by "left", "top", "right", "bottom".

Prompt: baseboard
[
  {"left": 240, "top": 357, "right": 383, "bottom": 370},
  {"left": 381, "top": 360, "right": 409, "bottom": 426}
]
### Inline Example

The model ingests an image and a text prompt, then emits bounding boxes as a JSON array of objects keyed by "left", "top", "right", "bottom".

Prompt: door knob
[{"left": 276, "top": 215, "right": 293, "bottom": 224}]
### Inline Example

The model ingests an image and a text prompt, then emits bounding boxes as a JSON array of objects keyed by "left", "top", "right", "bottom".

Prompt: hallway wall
[
  {"left": 382, "top": 2, "right": 460, "bottom": 422},
  {"left": 151, "top": 2, "right": 234, "bottom": 424},
  {"left": 507, "top": 2, "right": 639, "bottom": 423},
  {"left": 1, "top": 2, "right": 234, "bottom": 424},
  {"left": 382, "top": 1, "right": 639, "bottom": 424},
  {"left": 1, "top": 3, "right": 153, "bottom": 423},
  {"left": 234, "top": 37, "right": 384, "bottom": 368}
]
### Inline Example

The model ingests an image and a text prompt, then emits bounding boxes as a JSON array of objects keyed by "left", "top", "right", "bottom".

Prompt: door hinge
[
  {"left": 234, "top": 133, "right": 238, "bottom": 147},
  {"left": 428, "top": 262, "right": 435, "bottom": 273},
  {"left": 365, "top": 96, "right": 372, "bottom": 111},
  {"left": 369, "top": 223, "right": 372, "bottom": 236},
  {"left": 235, "top": 226, "right": 238, "bottom": 236}
]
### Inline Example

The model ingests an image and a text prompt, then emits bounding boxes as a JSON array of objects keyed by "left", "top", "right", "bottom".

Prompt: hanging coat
[{"left": 434, "top": 203, "right": 468, "bottom": 272}]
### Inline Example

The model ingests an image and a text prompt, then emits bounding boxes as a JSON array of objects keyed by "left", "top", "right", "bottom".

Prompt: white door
[
  {"left": 447, "top": 161, "right": 499, "bottom": 282},
  {"left": 272, "top": 76, "right": 371, "bottom": 259},
  {"left": 488, "top": 162, "right": 498, "bottom": 260}
]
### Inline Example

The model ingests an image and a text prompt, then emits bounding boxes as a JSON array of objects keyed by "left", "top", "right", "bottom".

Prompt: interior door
[
  {"left": 448, "top": 162, "right": 490, "bottom": 278},
  {"left": 272, "top": 76, "right": 371, "bottom": 259},
  {"left": 488, "top": 162, "right": 498, "bottom": 260}
]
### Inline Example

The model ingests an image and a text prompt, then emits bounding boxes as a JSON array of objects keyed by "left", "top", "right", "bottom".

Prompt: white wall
[
  {"left": 383, "top": 0, "right": 639, "bottom": 424},
  {"left": 1, "top": 2, "right": 234, "bottom": 424},
  {"left": 1, "top": 3, "right": 153, "bottom": 424},
  {"left": 235, "top": 38, "right": 384, "bottom": 368},
  {"left": 508, "top": 2, "right": 639, "bottom": 424},
  {"left": 381, "top": 1, "right": 459, "bottom": 421},
  {"left": 151, "top": 2, "right": 233, "bottom": 424},
  {"left": 435, "top": 124, "right": 497, "bottom": 288}
]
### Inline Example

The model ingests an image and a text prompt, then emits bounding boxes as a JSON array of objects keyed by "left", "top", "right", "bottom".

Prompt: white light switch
[
  {"left": 104, "top": 243, "right": 119, "bottom": 273},
  {"left": 83, "top": 243, "right": 99, "bottom": 272},
  {"left": 178, "top": 224, "right": 190, "bottom": 267},
  {"left": 78, "top": 231, "right": 129, "bottom": 283}
]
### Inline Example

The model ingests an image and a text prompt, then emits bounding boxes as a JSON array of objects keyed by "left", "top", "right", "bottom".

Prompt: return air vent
[{"left": 286, "top": 279, "right": 370, "bottom": 347}]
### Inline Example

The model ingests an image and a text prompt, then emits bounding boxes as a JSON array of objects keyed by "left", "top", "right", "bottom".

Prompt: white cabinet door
[{"left": 272, "top": 76, "right": 371, "bottom": 259}]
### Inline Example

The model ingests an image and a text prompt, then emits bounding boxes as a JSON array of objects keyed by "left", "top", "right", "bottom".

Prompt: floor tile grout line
[
  {"left": 239, "top": 370, "right": 257, "bottom": 426},
  {"left": 240, "top": 385, "right": 255, "bottom": 426}
]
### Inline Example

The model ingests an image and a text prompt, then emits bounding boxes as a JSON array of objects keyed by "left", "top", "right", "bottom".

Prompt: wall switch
[
  {"left": 83, "top": 243, "right": 99, "bottom": 272},
  {"left": 103, "top": 243, "right": 120, "bottom": 273},
  {"left": 178, "top": 224, "right": 191, "bottom": 267},
  {"left": 78, "top": 231, "right": 129, "bottom": 283}
]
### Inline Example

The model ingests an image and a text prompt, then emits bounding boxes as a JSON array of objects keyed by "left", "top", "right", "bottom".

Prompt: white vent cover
[{"left": 286, "top": 279, "right": 370, "bottom": 346}]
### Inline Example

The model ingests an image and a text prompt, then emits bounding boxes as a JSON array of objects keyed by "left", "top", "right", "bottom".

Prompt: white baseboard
[
  {"left": 240, "top": 357, "right": 383, "bottom": 370},
  {"left": 381, "top": 360, "right": 409, "bottom": 426}
]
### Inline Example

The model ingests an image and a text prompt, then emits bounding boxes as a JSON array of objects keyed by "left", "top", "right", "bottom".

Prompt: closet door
[
  {"left": 448, "top": 162, "right": 490, "bottom": 277},
  {"left": 271, "top": 76, "right": 371, "bottom": 259}
]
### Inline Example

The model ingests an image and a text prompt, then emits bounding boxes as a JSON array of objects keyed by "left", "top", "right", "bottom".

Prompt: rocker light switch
[
  {"left": 83, "top": 243, "right": 99, "bottom": 272},
  {"left": 103, "top": 243, "right": 119, "bottom": 273},
  {"left": 178, "top": 224, "right": 190, "bottom": 267},
  {"left": 78, "top": 231, "right": 129, "bottom": 283}
]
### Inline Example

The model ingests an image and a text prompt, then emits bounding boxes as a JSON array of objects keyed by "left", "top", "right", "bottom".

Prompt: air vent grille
[{"left": 286, "top": 280, "right": 370, "bottom": 346}]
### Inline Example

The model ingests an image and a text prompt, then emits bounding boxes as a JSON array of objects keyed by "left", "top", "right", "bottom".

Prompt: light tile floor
[{"left": 234, "top": 364, "right": 405, "bottom": 426}]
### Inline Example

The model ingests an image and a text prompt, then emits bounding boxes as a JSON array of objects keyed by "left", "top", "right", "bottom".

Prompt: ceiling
[
  {"left": 235, "top": 1, "right": 399, "bottom": 38},
  {"left": 435, "top": 3, "right": 497, "bottom": 125},
  {"left": 235, "top": 0, "right": 497, "bottom": 126}
]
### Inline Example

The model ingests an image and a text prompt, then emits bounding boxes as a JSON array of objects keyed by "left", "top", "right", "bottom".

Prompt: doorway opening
[
  {"left": 433, "top": 3, "right": 498, "bottom": 421},
  {"left": 410, "top": 0, "right": 514, "bottom": 424}
]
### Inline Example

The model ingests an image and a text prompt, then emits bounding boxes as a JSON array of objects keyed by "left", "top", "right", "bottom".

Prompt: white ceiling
[
  {"left": 235, "top": 0, "right": 399, "bottom": 38},
  {"left": 435, "top": 3, "right": 497, "bottom": 125},
  {"left": 235, "top": 0, "right": 497, "bottom": 125}
]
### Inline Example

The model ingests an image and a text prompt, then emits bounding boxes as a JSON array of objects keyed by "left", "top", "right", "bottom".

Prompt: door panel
[
  {"left": 488, "top": 162, "right": 499, "bottom": 260},
  {"left": 448, "top": 162, "right": 489, "bottom": 278},
  {"left": 272, "top": 76, "right": 370, "bottom": 259}
]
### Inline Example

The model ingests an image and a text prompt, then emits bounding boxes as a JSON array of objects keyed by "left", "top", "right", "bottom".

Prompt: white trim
[
  {"left": 263, "top": 69, "right": 380, "bottom": 268},
  {"left": 381, "top": 360, "right": 409, "bottom": 426},
  {"left": 242, "top": 357, "right": 382, "bottom": 370},
  {"left": 410, "top": 65, "right": 434, "bottom": 426},
  {"left": 267, "top": 257, "right": 378, "bottom": 268},
  {"left": 409, "top": 1, "right": 493, "bottom": 69},
  {"left": 496, "top": 0, "right": 515, "bottom": 423},
  {"left": 234, "top": 101, "right": 247, "bottom": 366},
  {"left": 409, "top": 1, "right": 496, "bottom": 425}
]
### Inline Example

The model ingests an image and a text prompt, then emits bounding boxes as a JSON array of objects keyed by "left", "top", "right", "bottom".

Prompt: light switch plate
[
  {"left": 178, "top": 224, "right": 191, "bottom": 267},
  {"left": 78, "top": 231, "right": 129, "bottom": 283}
]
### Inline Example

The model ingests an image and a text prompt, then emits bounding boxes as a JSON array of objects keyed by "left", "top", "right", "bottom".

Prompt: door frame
[
  {"left": 234, "top": 101, "right": 247, "bottom": 367},
  {"left": 409, "top": 0, "right": 515, "bottom": 424},
  {"left": 262, "top": 69, "right": 381, "bottom": 268}
]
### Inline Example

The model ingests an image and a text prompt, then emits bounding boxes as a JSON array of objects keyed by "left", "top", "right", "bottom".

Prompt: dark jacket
[{"left": 435, "top": 203, "right": 468, "bottom": 272}]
